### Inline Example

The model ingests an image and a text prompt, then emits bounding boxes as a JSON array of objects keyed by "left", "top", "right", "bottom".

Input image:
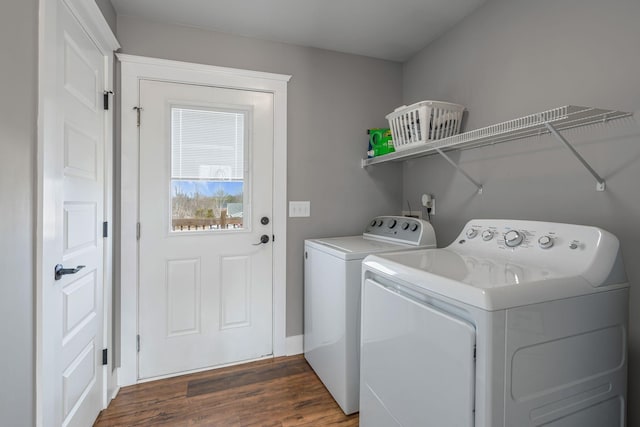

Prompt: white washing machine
[
  {"left": 304, "top": 215, "right": 437, "bottom": 415},
  {"left": 360, "top": 219, "right": 629, "bottom": 427}
]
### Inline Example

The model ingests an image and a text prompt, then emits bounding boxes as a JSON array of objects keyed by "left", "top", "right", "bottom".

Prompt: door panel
[
  {"left": 138, "top": 80, "right": 274, "bottom": 379},
  {"left": 42, "top": 1, "right": 106, "bottom": 426},
  {"left": 220, "top": 255, "right": 251, "bottom": 329},
  {"left": 166, "top": 258, "right": 200, "bottom": 336}
]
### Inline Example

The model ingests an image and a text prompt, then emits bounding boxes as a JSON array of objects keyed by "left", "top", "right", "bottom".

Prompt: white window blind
[{"left": 171, "top": 107, "right": 245, "bottom": 180}]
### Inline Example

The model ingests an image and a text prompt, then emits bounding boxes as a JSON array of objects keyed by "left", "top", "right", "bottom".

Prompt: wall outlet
[
  {"left": 401, "top": 210, "right": 422, "bottom": 219},
  {"left": 421, "top": 194, "right": 435, "bottom": 216},
  {"left": 289, "top": 201, "right": 310, "bottom": 217}
]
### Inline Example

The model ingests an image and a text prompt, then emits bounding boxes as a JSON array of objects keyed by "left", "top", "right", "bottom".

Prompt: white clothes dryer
[
  {"left": 304, "top": 216, "right": 437, "bottom": 415},
  {"left": 360, "top": 219, "right": 628, "bottom": 427}
]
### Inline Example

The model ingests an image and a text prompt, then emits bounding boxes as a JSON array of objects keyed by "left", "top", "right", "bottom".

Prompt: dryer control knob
[
  {"left": 401, "top": 222, "right": 410, "bottom": 230},
  {"left": 370, "top": 220, "right": 377, "bottom": 227},
  {"left": 481, "top": 230, "right": 494, "bottom": 241},
  {"left": 504, "top": 230, "right": 524, "bottom": 247},
  {"left": 410, "top": 223, "right": 419, "bottom": 232},
  {"left": 538, "top": 235, "right": 553, "bottom": 249},
  {"left": 388, "top": 219, "right": 397, "bottom": 229},
  {"left": 466, "top": 228, "right": 478, "bottom": 239}
]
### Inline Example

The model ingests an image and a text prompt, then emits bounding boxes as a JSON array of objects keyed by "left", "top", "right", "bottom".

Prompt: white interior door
[
  {"left": 138, "top": 80, "right": 274, "bottom": 379},
  {"left": 41, "top": 1, "right": 106, "bottom": 426}
]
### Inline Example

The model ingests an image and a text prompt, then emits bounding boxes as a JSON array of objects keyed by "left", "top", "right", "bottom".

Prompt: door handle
[
  {"left": 253, "top": 235, "right": 270, "bottom": 245},
  {"left": 54, "top": 264, "right": 85, "bottom": 281}
]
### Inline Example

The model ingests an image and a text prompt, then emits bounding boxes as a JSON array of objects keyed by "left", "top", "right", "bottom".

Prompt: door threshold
[{"left": 136, "top": 354, "right": 275, "bottom": 384}]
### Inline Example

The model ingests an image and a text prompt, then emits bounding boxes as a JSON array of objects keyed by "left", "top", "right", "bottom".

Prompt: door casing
[{"left": 117, "top": 53, "right": 290, "bottom": 386}]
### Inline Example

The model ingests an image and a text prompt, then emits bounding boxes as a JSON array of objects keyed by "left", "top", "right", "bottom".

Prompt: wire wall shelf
[{"left": 362, "top": 105, "right": 633, "bottom": 192}]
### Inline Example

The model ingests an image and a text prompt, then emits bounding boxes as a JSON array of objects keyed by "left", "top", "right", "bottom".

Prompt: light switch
[{"left": 289, "top": 201, "right": 310, "bottom": 217}]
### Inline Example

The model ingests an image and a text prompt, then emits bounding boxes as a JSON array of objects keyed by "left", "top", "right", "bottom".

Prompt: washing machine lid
[{"left": 305, "top": 236, "right": 421, "bottom": 261}]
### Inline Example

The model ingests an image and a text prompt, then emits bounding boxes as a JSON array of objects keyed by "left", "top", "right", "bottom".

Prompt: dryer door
[{"left": 360, "top": 278, "right": 476, "bottom": 427}]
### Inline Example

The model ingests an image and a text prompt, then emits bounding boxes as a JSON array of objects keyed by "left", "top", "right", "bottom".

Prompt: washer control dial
[
  {"left": 481, "top": 230, "right": 494, "bottom": 241},
  {"left": 377, "top": 220, "right": 384, "bottom": 227},
  {"left": 388, "top": 219, "right": 397, "bottom": 229},
  {"left": 370, "top": 220, "right": 377, "bottom": 227},
  {"left": 401, "top": 222, "right": 410, "bottom": 230},
  {"left": 466, "top": 228, "right": 478, "bottom": 239},
  {"left": 504, "top": 230, "right": 524, "bottom": 247},
  {"left": 538, "top": 235, "right": 553, "bottom": 249},
  {"left": 410, "top": 223, "right": 419, "bottom": 232}
]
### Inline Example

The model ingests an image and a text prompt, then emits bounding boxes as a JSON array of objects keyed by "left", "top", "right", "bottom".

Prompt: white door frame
[
  {"left": 36, "top": 0, "right": 119, "bottom": 425},
  {"left": 117, "top": 54, "right": 290, "bottom": 386}
]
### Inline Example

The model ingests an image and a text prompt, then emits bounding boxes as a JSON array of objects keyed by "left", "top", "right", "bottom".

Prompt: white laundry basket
[{"left": 386, "top": 101, "right": 465, "bottom": 151}]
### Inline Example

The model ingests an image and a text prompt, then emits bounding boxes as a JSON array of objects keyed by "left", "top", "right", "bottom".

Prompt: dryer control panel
[
  {"left": 452, "top": 219, "right": 626, "bottom": 287},
  {"left": 363, "top": 216, "right": 436, "bottom": 247}
]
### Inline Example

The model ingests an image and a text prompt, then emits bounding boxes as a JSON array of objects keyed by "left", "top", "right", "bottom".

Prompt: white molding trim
[
  {"left": 116, "top": 54, "right": 290, "bottom": 83},
  {"left": 286, "top": 335, "right": 304, "bottom": 356},
  {"left": 108, "top": 384, "right": 120, "bottom": 402},
  {"left": 35, "top": 2, "right": 55, "bottom": 424},
  {"left": 62, "top": 0, "right": 120, "bottom": 53},
  {"left": 101, "top": 52, "right": 118, "bottom": 408},
  {"left": 118, "top": 54, "right": 290, "bottom": 386}
]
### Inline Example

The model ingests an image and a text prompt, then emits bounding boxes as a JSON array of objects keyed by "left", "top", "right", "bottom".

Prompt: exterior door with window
[{"left": 138, "top": 80, "right": 274, "bottom": 379}]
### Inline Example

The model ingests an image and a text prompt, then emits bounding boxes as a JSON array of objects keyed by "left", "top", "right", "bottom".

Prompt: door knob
[
  {"left": 54, "top": 264, "right": 85, "bottom": 281},
  {"left": 253, "top": 235, "right": 270, "bottom": 245}
]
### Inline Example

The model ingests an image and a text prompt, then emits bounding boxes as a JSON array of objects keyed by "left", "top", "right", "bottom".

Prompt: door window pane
[{"left": 171, "top": 106, "right": 247, "bottom": 232}]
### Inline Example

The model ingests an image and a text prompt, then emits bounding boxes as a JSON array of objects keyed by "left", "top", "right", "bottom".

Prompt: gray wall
[
  {"left": 95, "top": 0, "right": 117, "bottom": 34},
  {"left": 0, "top": 1, "right": 37, "bottom": 426},
  {"left": 115, "top": 15, "right": 404, "bottom": 336},
  {"left": 402, "top": 0, "right": 640, "bottom": 423}
]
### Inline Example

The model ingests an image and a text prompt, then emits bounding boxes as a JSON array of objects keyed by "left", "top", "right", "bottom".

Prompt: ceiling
[{"left": 109, "top": 0, "right": 486, "bottom": 62}]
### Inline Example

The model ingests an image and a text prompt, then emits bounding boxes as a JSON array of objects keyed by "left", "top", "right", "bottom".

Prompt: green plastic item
[{"left": 368, "top": 128, "right": 395, "bottom": 157}]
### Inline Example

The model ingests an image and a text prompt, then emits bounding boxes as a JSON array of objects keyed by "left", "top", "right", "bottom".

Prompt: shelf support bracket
[
  {"left": 434, "top": 148, "right": 483, "bottom": 194},
  {"left": 544, "top": 122, "right": 606, "bottom": 191}
]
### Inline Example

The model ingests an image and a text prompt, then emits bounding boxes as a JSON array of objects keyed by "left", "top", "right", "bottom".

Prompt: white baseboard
[
  {"left": 109, "top": 385, "right": 120, "bottom": 402},
  {"left": 285, "top": 334, "right": 303, "bottom": 355},
  {"left": 118, "top": 339, "right": 304, "bottom": 389}
]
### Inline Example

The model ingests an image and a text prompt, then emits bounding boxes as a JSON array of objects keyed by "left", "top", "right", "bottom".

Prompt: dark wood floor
[{"left": 94, "top": 355, "right": 359, "bottom": 426}]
